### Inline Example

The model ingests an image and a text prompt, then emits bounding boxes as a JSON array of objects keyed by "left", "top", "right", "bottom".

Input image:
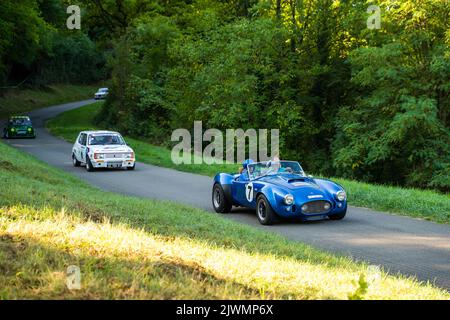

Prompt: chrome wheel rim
[
  {"left": 257, "top": 200, "right": 266, "bottom": 220},
  {"left": 213, "top": 188, "right": 221, "bottom": 208}
]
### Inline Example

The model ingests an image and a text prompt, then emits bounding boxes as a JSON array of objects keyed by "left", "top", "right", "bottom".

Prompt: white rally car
[
  {"left": 94, "top": 88, "right": 109, "bottom": 100},
  {"left": 72, "top": 131, "right": 135, "bottom": 172}
]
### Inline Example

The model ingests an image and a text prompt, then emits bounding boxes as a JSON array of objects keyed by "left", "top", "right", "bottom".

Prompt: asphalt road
[{"left": 2, "top": 99, "right": 450, "bottom": 290}]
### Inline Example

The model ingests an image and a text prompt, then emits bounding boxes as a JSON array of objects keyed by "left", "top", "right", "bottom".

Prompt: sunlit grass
[
  {"left": 1, "top": 205, "right": 447, "bottom": 300},
  {"left": 47, "top": 103, "right": 450, "bottom": 224}
]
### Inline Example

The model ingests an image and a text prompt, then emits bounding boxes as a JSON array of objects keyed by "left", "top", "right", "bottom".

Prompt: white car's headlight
[
  {"left": 284, "top": 194, "right": 294, "bottom": 205},
  {"left": 94, "top": 153, "right": 105, "bottom": 159},
  {"left": 336, "top": 190, "right": 346, "bottom": 202},
  {"left": 126, "top": 152, "right": 134, "bottom": 159}
]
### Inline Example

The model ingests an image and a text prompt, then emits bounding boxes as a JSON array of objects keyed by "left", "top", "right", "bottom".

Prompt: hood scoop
[{"left": 289, "top": 180, "right": 311, "bottom": 187}]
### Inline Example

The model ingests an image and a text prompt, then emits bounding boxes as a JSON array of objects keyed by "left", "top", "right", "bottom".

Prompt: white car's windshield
[
  {"left": 247, "top": 161, "right": 305, "bottom": 180},
  {"left": 88, "top": 134, "right": 125, "bottom": 146}
]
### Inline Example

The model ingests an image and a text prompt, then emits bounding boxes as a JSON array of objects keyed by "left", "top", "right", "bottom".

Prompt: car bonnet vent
[{"left": 288, "top": 178, "right": 310, "bottom": 187}]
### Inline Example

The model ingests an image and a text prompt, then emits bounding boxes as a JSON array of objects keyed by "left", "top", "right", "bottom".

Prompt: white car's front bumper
[{"left": 91, "top": 159, "right": 135, "bottom": 168}]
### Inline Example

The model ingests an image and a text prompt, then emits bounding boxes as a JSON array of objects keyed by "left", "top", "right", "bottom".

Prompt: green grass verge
[
  {"left": 0, "top": 84, "right": 105, "bottom": 117},
  {"left": 47, "top": 102, "right": 450, "bottom": 225},
  {"left": 0, "top": 141, "right": 448, "bottom": 299}
]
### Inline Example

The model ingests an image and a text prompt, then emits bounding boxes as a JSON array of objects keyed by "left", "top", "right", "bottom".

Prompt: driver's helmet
[{"left": 242, "top": 159, "right": 255, "bottom": 169}]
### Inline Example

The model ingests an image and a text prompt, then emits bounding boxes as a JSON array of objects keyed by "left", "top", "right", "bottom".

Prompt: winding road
[{"left": 2, "top": 99, "right": 450, "bottom": 290}]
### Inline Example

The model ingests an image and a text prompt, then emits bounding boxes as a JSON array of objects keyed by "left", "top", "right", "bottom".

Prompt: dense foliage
[
  {"left": 93, "top": 0, "right": 448, "bottom": 191},
  {"left": 3, "top": 0, "right": 449, "bottom": 191},
  {"left": 0, "top": 0, "right": 106, "bottom": 87}
]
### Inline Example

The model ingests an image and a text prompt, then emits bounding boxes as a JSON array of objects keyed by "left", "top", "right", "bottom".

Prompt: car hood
[
  {"left": 89, "top": 145, "right": 132, "bottom": 153},
  {"left": 258, "top": 175, "right": 331, "bottom": 201}
]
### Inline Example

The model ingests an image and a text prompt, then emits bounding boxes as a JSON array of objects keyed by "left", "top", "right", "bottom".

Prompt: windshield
[
  {"left": 88, "top": 134, "right": 125, "bottom": 146},
  {"left": 10, "top": 118, "right": 31, "bottom": 126},
  {"left": 98, "top": 88, "right": 108, "bottom": 92},
  {"left": 247, "top": 161, "right": 305, "bottom": 180}
]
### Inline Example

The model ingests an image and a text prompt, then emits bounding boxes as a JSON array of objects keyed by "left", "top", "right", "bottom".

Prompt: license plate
[
  {"left": 306, "top": 215, "right": 325, "bottom": 221},
  {"left": 17, "top": 131, "right": 27, "bottom": 134},
  {"left": 107, "top": 162, "right": 122, "bottom": 168}
]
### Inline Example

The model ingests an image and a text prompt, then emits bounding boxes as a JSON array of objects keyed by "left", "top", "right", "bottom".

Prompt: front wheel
[
  {"left": 127, "top": 163, "right": 136, "bottom": 170},
  {"left": 212, "top": 183, "right": 232, "bottom": 213},
  {"left": 256, "top": 195, "right": 278, "bottom": 225},
  {"left": 329, "top": 208, "right": 347, "bottom": 220},
  {"left": 85, "top": 156, "right": 95, "bottom": 172}
]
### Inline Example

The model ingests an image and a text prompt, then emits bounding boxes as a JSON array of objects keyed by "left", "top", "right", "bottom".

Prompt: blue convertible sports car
[{"left": 212, "top": 160, "right": 347, "bottom": 225}]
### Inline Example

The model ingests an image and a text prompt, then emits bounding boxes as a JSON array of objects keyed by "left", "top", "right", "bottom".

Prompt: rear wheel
[
  {"left": 256, "top": 195, "right": 278, "bottom": 225},
  {"left": 212, "top": 183, "right": 232, "bottom": 213},
  {"left": 72, "top": 153, "right": 81, "bottom": 167}
]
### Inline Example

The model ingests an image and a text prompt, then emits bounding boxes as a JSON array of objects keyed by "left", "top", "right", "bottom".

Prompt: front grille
[
  {"left": 105, "top": 153, "right": 126, "bottom": 159},
  {"left": 302, "top": 200, "right": 331, "bottom": 214}
]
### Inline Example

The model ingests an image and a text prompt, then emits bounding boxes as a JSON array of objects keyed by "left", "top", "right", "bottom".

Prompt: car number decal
[{"left": 245, "top": 182, "right": 254, "bottom": 202}]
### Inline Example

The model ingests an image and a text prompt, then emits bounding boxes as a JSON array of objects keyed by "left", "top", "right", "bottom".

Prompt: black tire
[
  {"left": 329, "top": 207, "right": 347, "bottom": 220},
  {"left": 127, "top": 163, "right": 136, "bottom": 170},
  {"left": 212, "top": 183, "right": 232, "bottom": 213},
  {"left": 85, "top": 156, "right": 95, "bottom": 172},
  {"left": 72, "top": 153, "right": 81, "bottom": 167},
  {"left": 256, "top": 195, "right": 278, "bottom": 225}
]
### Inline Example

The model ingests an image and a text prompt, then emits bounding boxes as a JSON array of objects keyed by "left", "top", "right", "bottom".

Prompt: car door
[
  {"left": 232, "top": 173, "right": 255, "bottom": 207},
  {"left": 79, "top": 133, "right": 88, "bottom": 161}
]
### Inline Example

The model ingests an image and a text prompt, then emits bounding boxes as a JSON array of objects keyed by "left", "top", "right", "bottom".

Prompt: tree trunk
[
  {"left": 289, "top": 0, "right": 297, "bottom": 51},
  {"left": 276, "top": 0, "right": 282, "bottom": 20}
]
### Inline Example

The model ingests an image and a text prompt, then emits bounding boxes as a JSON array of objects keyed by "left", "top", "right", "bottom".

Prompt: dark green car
[{"left": 3, "top": 116, "right": 36, "bottom": 139}]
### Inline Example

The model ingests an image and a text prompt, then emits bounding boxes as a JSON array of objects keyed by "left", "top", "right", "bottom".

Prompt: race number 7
[{"left": 245, "top": 182, "right": 254, "bottom": 202}]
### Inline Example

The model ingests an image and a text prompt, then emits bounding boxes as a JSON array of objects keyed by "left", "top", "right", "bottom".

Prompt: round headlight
[
  {"left": 336, "top": 191, "right": 346, "bottom": 202},
  {"left": 324, "top": 202, "right": 331, "bottom": 210},
  {"left": 301, "top": 204, "right": 309, "bottom": 212},
  {"left": 284, "top": 194, "right": 294, "bottom": 205},
  {"left": 28, "top": 127, "right": 32, "bottom": 132}
]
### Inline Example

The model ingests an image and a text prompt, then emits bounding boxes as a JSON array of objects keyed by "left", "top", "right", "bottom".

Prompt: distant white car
[
  {"left": 72, "top": 131, "right": 135, "bottom": 172},
  {"left": 94, "top": 88, "right": 109, "bottom": 100}
]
